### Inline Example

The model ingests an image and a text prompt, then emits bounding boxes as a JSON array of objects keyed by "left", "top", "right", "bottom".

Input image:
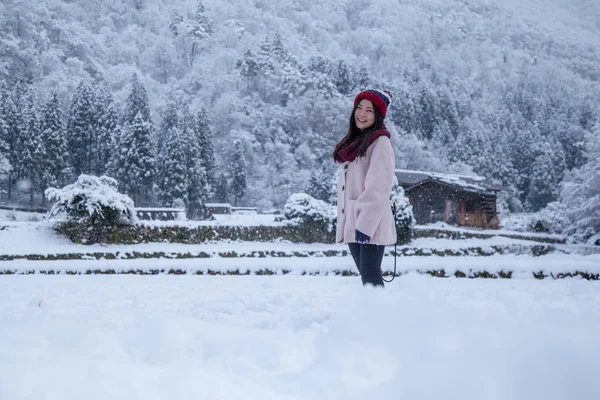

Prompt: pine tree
[
  {"left": 0, "top": 81, "right": 18, "bottom": 198},
  {"left": 305, "top": 168, "right": 331, "bottom": 203},
  {"left": 94, "top": 87, "right": 119, "bottom": 176},
  {"left": 230, "top": 139, "right": 247, "bottom": 207},
  {"left": 66, "top": 82, "right": 97, "bottom": 176},
  {"left": 114, "top": 74, "right": 155, "bottom": 205},
  {"left": 39, "top": 94, "right": 67, "bottom": 205},
  {"left": 155, "top": 101, "right": 180, "bottom": 196},
  {"left": 188, "top": 1, "right": 213, "bottom": 65},
  {"left": 213, "top": 171, "right": 229, "bottom": 203},
  {"left": 19, "top": 90, "right": 44, "bottom": 206},
  {"left": 189, "top": 1, "right": 213, "bottom": 41},
  {"left": 526, "top": 141, "right": 565, "bottom": 210},
  {"left": 236, "top": 50, "right": 260, "bottom": 91},
  {"left": 114, "top": 112, "right": 155, "bottom": 205},
  {"left": 195, "top": 107, "right": 216, "bottom": 196},
  {"left": 334, "top": 60, "right": 352, "bottom": 95},
  {"left": 124, "top": 74, "right": 151, "bottom": 125},
  {"left": 158, "top": 125, "right": 188, "bottom": 207},
  {"left": 181, "top": 107, "right": 207, "bottom": 218}
]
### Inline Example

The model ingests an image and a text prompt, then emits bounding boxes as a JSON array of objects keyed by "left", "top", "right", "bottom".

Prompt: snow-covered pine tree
[
  {"left": 195, "top": 107, "right": 216, "bottom": 197},
  {"left": 188, "top": 1, "right": 213, "bottom": 65},
  {"left": 181, "top": 107, "right": 207, "bottom": 219},
  {"left": 0, "top": 111, "right": 7, "bottom": 164},
  {"left": 123, "top": 74, "right": 151, "bottom": 125},
  {"left": 334, "top": 60, "right": 352, "bottom": 96},
  {"left": 158, "top": 125, "right": 188, "bottom": 207},
  {"left": 155, "top": 101, "right": 179, "bottom": 196},
  {"left": 19, "top": 89, "right": 44, "bottom": 206},
  {"left": 114, "top": 111, "right": 155, "bottom": 206},
  {"left": 0, "top": 81, "right": 17, "bottom": 197},
  {"left": 94, "top": 86, "right": 119, "bottom": 176},
  {"left": 236, "top": 50, "right": 260, "bottom": 92},
  {"left": 526, "top": 140, "right": 566, "bottom": 210},
  {"left": 114, "top": 74, "right": 155, "bottom": 205},
  {"left": 66, "top": 82, "right": 97, "bottom": 177},
  {"left": 213, "top": 171, "right": 229, "bottom": 203},
  {"left": 8, "top": 82, "right": 30, "bottom": 195},
  {"left": 189, "top": 1, "right": 213, "bottom": 40},
  {"left": 230, "top": 138, "right": 247, "bottom": 207},
  {"left": 39, "top": 94, "right": 67, "bottom": 206},
  {"left": 305, "top": 168, "right": 331, "bottom": 203}
]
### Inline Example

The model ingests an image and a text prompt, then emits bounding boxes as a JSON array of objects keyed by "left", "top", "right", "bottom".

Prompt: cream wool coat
[{"left": 336, "top": 136, "right": 396, "bottom": 245}]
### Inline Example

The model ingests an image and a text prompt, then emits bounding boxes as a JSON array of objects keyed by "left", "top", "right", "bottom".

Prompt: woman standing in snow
[{"left": 333, "top": 89, "right": 396, "bottom": 287}]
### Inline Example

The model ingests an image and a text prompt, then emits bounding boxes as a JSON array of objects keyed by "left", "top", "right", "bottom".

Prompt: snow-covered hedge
[{"left": 46, "top": 175, "right": 136, "bottom": 226}]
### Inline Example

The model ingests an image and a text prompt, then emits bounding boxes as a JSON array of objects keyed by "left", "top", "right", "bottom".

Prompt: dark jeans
[{"left": 348, "top": 243, "right": 385, "bottom": 287}]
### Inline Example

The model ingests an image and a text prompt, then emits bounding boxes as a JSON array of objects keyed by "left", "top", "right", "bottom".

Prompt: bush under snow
[
  {"left": 283, "top": 193, "right": 336, "bottom": 226},
  {"left": 390, "top": 185, "right": 415, "bottom": 244},
  {"left": 46, "top": 175, "right": 136, "bottom": 225}
]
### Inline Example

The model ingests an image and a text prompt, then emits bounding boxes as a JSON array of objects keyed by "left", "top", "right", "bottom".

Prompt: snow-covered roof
[{"left": 396, "top": 169, "right": 501, "bottom": 193}]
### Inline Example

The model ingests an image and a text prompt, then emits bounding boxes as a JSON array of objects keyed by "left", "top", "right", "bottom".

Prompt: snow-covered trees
[
  {"left": 560, "top": 123, "right": 600, "bottom": 241},
  {"left": 230, "top": 139, "right": 247, "bottom": 207},
  {"left": 155, "top": 103, "right": 212, "bottom": 217},
  {"left": 158, "top": 125, "right": 188, "bottom": 207},
  {"left": 0, "top": 0, "right": 598, "bottom": 226},
  {"left": 18, "top": 88, "right": 43, "bottom": 206},
  {"left": 66, "top": 82, "right": 98, "bottom": 176},
  {"left": 39, "top": 94, "right": 67, "bottom": 203},
  {"left": 0, "top": 81, "right": 18, "bottom": 199},
  {"left": 113, "top": 74, "right": 155, "bottom": 205},
  {"left": 305, "top": 168, "right": 334, "bottom": 204}
]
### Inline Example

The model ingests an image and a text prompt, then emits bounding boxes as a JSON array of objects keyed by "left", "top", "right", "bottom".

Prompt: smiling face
[{"left": 354, "top": 99, "right": 376, "bottom": 131}]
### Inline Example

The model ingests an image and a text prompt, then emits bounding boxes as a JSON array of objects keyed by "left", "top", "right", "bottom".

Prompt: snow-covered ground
[
  {"left": 1, "top": 221, "right": 599, "bottom": 277},
  {"left": 1, "top": 213, "right": 600, "bottom": 398},
  {"left": 1, "top": 275, "right": 600, "bottom": 400}
]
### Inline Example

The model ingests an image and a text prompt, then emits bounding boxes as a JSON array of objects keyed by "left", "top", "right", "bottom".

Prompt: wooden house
[{"left": 395, "top": 169, "right": 501, "bottom": 230}]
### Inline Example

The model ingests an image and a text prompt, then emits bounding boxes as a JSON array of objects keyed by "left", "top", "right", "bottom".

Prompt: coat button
[
  {"left": 342, "top": 208, "right": 344, "bottom": 214},
  {"left": 342, "top": 185, "right": 345, "bottom": 191},
  {"left": 344, "top": 164, "right": 348, "bottom": 169}
]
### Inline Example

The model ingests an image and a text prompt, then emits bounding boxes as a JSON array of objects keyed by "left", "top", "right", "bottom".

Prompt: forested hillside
[{"left": 0, "top": 0, "right": 598, "bottom": 231}]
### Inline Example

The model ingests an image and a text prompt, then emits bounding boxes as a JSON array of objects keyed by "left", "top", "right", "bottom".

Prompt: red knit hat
[{"left": 354, "top": 89, "right": 393, "bottom": 119}]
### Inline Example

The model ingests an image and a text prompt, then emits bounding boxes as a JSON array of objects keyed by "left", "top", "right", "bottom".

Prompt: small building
[
  {"left": 396, "top": 169, "right": 501, "bottom": 230},
  {"left": 205, "top": 203, "right": 233, "bottom": 219}
]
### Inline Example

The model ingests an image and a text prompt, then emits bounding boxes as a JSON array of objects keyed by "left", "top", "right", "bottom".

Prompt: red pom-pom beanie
[{"left": 353, "top": 89, "right": 393, "bottom": 119}]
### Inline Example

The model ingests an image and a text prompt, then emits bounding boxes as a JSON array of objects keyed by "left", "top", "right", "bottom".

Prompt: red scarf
[{"left": 335, "top": 125, "right": 391, "bottom": 163}]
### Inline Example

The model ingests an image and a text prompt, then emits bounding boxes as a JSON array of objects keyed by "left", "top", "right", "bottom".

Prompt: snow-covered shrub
[
  {"left": 284, "top": 193, "right": 336, "bottom": 224},
  {"left": 46, "top": 175, "right": 136, "bottom": 226},
  {"left": 537, "top": 202, "right": 570, "bottom": 234},
  {"left": 283, "top": 193, "right": 336, "bottom": 242},
  {"left": 390, "top": 185, "right": 415, "bottom": 244},
  {"left": 501, "top": 204, "right": 569, "bottom": 235}
]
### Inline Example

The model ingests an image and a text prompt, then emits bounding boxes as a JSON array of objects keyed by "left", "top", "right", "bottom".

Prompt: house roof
[{"left": 396, "top": 169, "right": 501, "bottom": 194}]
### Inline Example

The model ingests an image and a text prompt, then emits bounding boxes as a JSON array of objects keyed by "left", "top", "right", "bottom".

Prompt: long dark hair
[{"left": 333, "top": 102, "right": 384, "bottom": 162}]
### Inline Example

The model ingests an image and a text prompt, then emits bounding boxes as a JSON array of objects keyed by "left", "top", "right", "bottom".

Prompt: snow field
[{"left": 1, "top": 275, "right": 599, "bottom": 400}]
